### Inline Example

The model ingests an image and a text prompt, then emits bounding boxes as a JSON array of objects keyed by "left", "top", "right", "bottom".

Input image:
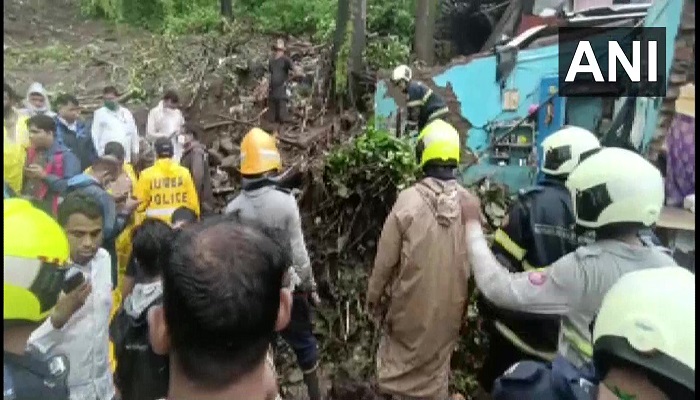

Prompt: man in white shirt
[
  {"left": 146, "top": 90, "right": 185, "bottom": 162},
  {"left": 92, "top": 86, "right": 139, "bottom": 164},
  {"left": 29, "top": 192, "right": 115, "bottom": 400}
]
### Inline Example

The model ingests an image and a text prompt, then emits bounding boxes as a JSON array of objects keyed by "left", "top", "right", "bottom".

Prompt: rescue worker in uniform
[
  {"left": 134, "top": 136, "right": 200, "bottom": 225},
  {"left": 4, "top": 198, "right": 76, "bottom": 400},
  {"left": 491, "top": 266, "right": 695, "bottom": 400},
  {"left": 367, "top": 119, "right": 472, "bottom": 400},
  {"left": 477, "top": 126, "right": 601, "bottom": 391},
  {"left": 459, "top": 146, "right": 676, "bottom": 373},
  {"left": 389, "top": 65, "right": 449, "bottom": 135},
  {"left": 224, "top": 127, "right": 322, "bottom": 400}
]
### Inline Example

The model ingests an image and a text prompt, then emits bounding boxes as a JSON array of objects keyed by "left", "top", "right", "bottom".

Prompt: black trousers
[
  {"left": 268, "top": 97, "right": 289, "bottom": 124},
  {"left": 278, "top": 293, "right": 318, "bottom": 372}
]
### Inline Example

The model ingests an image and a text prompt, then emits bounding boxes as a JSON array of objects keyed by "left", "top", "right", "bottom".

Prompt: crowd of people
[{"left": 3, "top": 55, "right": 695, "bottom": 400}]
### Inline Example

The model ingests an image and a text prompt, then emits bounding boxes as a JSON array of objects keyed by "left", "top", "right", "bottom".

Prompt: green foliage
[
  {"left": 239, "top": 0, "right": 337, "bottom": 41},
  {"left": 364, "top": 35, "right": 411, "bottom": 70},
  {"left": 326, "top": 124, "right": 418, "bottom": 199},
  {"left": 79, "top": 0, "right": 414, "bottom": 70}
]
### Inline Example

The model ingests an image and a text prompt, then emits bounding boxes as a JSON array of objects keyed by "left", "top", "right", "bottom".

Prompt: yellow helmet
[
  {"left": 240, "top": 128, "right": 282, "bottom": 175},
  {"left": 4, "top": 199, "right": 71, "bottom": 322},
  {"left": 416, "top": 119, "right": 460, "bottom": 167}
]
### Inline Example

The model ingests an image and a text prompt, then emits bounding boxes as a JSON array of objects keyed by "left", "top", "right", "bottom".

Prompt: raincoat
[
  {"left": 20, "top": 82, "right": 57, "bottom": 117},
  {"left": 146, "top": 101, "right": 185, "bottom": 161},
  {"left": 4, "top": 111, "right": 30, "bottom": 193},
  {"left": 367, "top": 177, "right": 471, "bottom": 399},
  {"left": 134, "top": 158, "right": 200, "bottom": 224},
  {"left": 92, "top": 104, "right": 139, "bottom": 163},
  {"left": 28, "top": 249, "right": 115, "bottom": 400}
]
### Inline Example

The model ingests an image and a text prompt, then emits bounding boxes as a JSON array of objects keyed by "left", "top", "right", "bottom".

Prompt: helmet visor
[
  {"left": 544, "top": 145, "right": 572, "bottom": 172},
  {"left": 575, "top": 183, "right": 613, "bottom": 224}
]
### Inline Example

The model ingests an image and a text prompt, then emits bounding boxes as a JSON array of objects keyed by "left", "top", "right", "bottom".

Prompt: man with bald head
[{"left": 148, "top": 215, "right": 293, "bottom": 400}]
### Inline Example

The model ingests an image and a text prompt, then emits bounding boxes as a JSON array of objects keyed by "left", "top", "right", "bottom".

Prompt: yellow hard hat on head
[
  {"left": 416, "top": 119, "right": 460, "bottom": 167},
  {"left": 240, "top": 128, "right": 282, "bottom": 175},
  {"left": 4, "top": 199, "right": 71, "bottom": 323}
]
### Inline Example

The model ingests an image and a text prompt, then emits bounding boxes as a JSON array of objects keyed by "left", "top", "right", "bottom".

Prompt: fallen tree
[{"left": 271, "top": 124, "right": 513, "bottom": 398}]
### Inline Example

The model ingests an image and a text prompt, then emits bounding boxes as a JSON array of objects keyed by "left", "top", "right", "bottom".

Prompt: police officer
[
  {"left": 477, "top": 126, "right": 601, "bottom": 391},
  {"left": 491, "top": 266, "right": 694, "bottom": 400},
  {"left": 390, "top": 64, "right": 450, "bottom": 135},
  {"left": 4, "top": 199, "right": 76, "bottom": 399},
  {"left": 459, "top": 147, "right": 676, "bottom": 372}
]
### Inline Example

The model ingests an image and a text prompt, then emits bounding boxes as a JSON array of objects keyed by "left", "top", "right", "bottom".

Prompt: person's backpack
[{"left": 110, "top": 296, "right": 169, "bottom": 400}]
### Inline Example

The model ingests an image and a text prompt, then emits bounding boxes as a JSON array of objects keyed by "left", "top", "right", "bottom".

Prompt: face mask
[
  {"left": 104, "top": 100, "right": 118, "bottom": 111},
  {"left": 177, "top": 135, "right": 186, "bottom": 145}
]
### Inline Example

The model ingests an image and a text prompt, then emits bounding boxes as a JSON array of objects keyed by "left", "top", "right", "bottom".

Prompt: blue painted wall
[{"left": 373, "top": 0, "right": 684, "bottom": 190}]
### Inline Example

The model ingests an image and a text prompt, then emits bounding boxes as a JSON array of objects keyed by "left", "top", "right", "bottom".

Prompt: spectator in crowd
[
  {"left": 121, "top": 205, "right": 199, "bottom": 300},
  {"left": 21, "top": 82, "right": 56, "bottom": 117},
  {"left": 135, "top": 137, "right": 200, "bottom": 224},
  {"left": 147, "top": 216, "right": 293, "bottom": 400},
  {"left": 22, "top": 114, "right": 81, "bottom": 216},
  {"left": 112, "top": 218, "right": 174, "bottom": 400},
  {"left": 66, "top": 155, "right": 140, "bottom": 288},
  {"left": 146, "top": 90, "right": 185, "bottom": 161},
  {"left": 178, "top": 122, "right": 214, "bottom": 214},
  {"left": 28, "top": 192, "right": 115, "bottom": 400},
  {"left": 92, "top": 142, "right": 141, "bottom": 294},
  {"left": 171, "top": 205, "right": 199, "bottom": 229},
  {"left": 4, "top": 82, "right": 31, "bottom": 193},
  {"left": 92, "top": 86, "right": 139, "bottom": 164},
  {"left": 54, "top": 94, "right": 97, "bottom": 170}
]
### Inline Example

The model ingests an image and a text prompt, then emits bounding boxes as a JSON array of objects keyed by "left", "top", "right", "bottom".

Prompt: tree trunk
[
  {"left": 332, "top": 0, "right": 351, "bottom": 66},
  {"left": 350, "top": 0, "right": 366, "bottom": 74},
  {"left": 414, "top": 0, "right": 436, "bottom": 65},
  {"left": 220, "top": 0, "right": 233, "bottom": 20},
  {"left": 349, "top": 0, "right": 367, "bottom": 107}
]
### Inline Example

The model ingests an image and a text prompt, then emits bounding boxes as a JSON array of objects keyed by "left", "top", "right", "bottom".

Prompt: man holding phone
[{"left": 28, "top": 192, "right": 116, "bottom": 400}]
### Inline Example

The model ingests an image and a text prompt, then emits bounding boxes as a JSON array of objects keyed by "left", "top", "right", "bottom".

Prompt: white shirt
[
  {"left": 146, "top": 101, "right": 185, "bottom": 161},
  {"left": 92, "top": 105, "right": 139, "bottom": 163},
  {"left": 29, "top": 249, "right": 115, "bottom": 400}
]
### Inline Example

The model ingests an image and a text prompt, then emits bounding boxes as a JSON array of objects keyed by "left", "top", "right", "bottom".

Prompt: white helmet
[
  {"left": 540, "top": 126, "right": 601, "bottom": 176},
  {"left": 391, "top": 65, "right": 412, "bottom": 84},
  {"left": 593, "top": 266, "right": 695, "bottom": 397},
  {"left": 566, "top": 147, "right": 663, "bottom": 228}
]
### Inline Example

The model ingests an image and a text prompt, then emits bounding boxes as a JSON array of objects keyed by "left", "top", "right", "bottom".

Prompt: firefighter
[
  {"left": 4, "top": 198, "right": 73, "bottom": 399},
  {"left": 224, "top": 127, "right": 322, "bottom": 400},
  {"left": 134, "top": 137, "right": 200, "bottom": 225},
  {"left": 459, "top": 147, "right": 676, "bottom": 372},
  {"left": 477, "top": 125, "right": 601, "bottom": 391},
  {"left": 390, "top": 64, "right": 449, "bottom": 135},
  {"left": 491, "top": 266, "right": 694, "bottom": 400}
]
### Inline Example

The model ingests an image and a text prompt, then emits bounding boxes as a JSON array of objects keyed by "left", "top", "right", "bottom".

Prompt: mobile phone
[{"left": 62, "top": 267, "right": 85, "bottom": 293}]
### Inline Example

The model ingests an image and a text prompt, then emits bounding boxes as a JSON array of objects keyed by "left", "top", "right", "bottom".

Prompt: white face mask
[{"left": 177, "top": 135, "right": 186, "bottom": 145}]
